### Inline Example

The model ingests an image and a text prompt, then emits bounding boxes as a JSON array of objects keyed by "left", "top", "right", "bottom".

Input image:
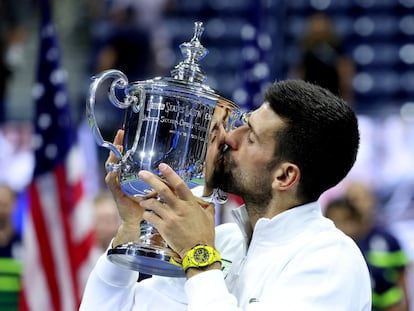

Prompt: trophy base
[{"left": 107, "top": 243, "right": 185, "bottom": 278}]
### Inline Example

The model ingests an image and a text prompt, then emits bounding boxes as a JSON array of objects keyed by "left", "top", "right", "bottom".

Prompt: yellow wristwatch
[{"left": 182, "top": 244, "right": 221, "bottom": 272}]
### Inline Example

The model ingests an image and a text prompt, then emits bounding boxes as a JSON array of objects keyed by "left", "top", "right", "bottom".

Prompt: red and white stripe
[{"left": 21, "top": 146, "right": 95, "bottom": 311}]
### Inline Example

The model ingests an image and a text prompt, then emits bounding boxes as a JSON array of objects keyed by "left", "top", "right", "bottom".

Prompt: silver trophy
[{"left": 87, "top": 22, "right": 241, "bottom": 277}]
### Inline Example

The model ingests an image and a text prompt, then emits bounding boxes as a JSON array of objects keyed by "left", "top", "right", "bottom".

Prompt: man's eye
[{"left": 247, "top": 132, "right": 254, "bottom": 143}]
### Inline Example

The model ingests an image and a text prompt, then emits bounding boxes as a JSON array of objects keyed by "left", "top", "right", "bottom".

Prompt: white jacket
[{"left": 79, "top": 201, "right": 371, "bottom": 310}]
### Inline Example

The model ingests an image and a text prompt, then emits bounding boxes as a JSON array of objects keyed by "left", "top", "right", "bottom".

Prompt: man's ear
[{"left": 272, "top": 162, "right": 300, "bottom": 190}]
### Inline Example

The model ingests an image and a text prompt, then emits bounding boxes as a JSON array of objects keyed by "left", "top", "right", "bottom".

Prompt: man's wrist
[
  {"left": 185, "top": 261, "right": 221, "bottom": 279},
  {"left": 112, "top": 223, "right": 139, "bottom": 248}
]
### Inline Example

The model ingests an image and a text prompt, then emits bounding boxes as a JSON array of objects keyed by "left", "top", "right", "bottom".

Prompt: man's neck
[{"left": 245, "top": 196, "right": 304, "bottom": 228}]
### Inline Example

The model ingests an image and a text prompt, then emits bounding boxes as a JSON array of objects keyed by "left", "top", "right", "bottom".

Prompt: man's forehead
[
  {"left": 250, "top": 102, "right": 273, "bottom": 122},
  {"left": 250, "top": 102, "right": 284, "bottom": 134},
  {"left": 251, "top": 102, "right": 270, "bottom": 115}
]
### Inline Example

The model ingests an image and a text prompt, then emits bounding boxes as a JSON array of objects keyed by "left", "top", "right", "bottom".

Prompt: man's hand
[
  {"left": 138, "top": 163, "right": 217, "bottom": 260},
  {"left": 105, "top": 129, "right": 148, "bottom": 247}
]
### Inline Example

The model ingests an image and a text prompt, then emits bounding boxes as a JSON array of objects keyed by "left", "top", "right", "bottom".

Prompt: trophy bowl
[{"left": 87, "top": 22, "right": 241, "bottom": 277}]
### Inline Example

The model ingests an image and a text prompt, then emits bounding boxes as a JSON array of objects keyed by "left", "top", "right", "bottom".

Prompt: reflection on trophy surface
[{"left": 87, "top": 21, "right": 241, "bottom": 277}]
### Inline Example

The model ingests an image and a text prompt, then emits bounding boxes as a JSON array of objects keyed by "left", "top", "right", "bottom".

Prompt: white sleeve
[
  {"left": 183, "top": 223, "right": 246, "bottom": 311},
  {"left": 185, "top": 270, "right": 241, "bottom": 311},
  {"left": 79, "top": 252, "right": 189, "bottom": 311},
  {"left": 79, "top": 253, "right": 138, "bottom": 311}
]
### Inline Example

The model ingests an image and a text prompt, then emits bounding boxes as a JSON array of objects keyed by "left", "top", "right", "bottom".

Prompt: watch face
[{"left": 194, "top": 248, "right": 210, "bottom": 264}]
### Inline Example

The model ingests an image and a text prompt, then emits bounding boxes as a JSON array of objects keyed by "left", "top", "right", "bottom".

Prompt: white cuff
[{"left": 95, "top": 243, "right": 139, "bottom": 287}]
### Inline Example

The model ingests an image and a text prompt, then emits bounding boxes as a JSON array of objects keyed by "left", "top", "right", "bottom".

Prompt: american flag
[{"left": 20, "top": 0, "right": 95, "bottom": 310}]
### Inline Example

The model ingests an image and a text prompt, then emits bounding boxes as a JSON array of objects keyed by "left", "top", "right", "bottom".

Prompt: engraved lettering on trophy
[
  {"left": 146, "top": 100, "right": 165, "bottom": 111},
  {"left": 159, "top": 116, "right": 178, "bottom": 125},
  {"left": 142, "top": 116, "right": 160, "bottom": 122},
  {"left": 184, "top": 106, "right": 202, "bottom": 118},
  {"left": 179, "top": 119, "right": 195, "bottom": 129},
  {"left": 165, "top": 102, "right": 183, "bottom": 114},
  {"left": 197, "top": 124, "right": 208, "bottom": 132}
]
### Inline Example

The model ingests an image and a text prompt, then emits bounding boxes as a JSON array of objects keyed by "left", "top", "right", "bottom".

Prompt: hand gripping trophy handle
[{"left": 86, "top": 69, "right": 144, "bottom": 172}]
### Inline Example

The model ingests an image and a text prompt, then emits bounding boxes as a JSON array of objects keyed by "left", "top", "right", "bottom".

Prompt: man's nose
[{"left": 223, "top": 127, "right": 240, "bottom": 151}]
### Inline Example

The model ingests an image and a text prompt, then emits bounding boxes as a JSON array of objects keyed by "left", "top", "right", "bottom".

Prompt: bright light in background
[
  {"left": 353, "top": 72, "right": 373, "bottom": 93},
  {"left": 310, "top": 0, "right": 331, "bottom": 10},
  {"left": 400, "top": 102, "right": 414, "bottom": 122},
  {"left": 399, "top": 15, "right": 414, "bottom": 35},
  {"left": 399, "top": 0, "right": 414, "bottom": 8},
  {"left": 353, "top": 45, "right": 375, "bottom": 65},
  {"left": 354, "top": 16, "right": 375, "bottom": 36},
  {"left": 399, "top": 44, "right": 414, "bottom": 64}
]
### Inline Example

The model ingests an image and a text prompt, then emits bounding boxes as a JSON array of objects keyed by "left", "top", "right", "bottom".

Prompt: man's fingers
[
  {"left": 204, "top": 202, "right": 216, "bottom": 217},
  {"left": 113, "top": 129, "right": 124, "bottom": 145},
  {"left": 105, "top": 129, "right": 124, "bottom": 172},
  {"left": 140, "top": 198, "right": 168, "bottom": 218},
  {"left": 196, "top": 197, "right": 214, "bottom": 209},
  {"left": 157, "top": 163, "right": 194, "bottom": 201}
]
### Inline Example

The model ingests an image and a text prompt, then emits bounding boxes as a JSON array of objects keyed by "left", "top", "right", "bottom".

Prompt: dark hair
[{"left": 264, "top": 79, "right": 359, "bottom": 202}]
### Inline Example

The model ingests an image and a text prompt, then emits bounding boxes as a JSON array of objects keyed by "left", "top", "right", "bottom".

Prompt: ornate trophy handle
[{"left": 87, "top": 69, "right": 142, "bottom": 171}]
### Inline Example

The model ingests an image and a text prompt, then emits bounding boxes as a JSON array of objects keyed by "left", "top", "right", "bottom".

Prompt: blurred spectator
[
  {"left": 324, "top": 197, "right": 361, "bottom": 240},
  {"left": 0, "top": 124, "right": 34, "bottom": 192},
  {"left": 0, "top": 36, "right": 11, "bottom": 123},
  {"left": 0, "top": 0, "right": 30, "bottom": 123},
  {"left": 0, "top": 183, "right": 22, "bottom": 311},
  {"left": 325, "top": 182, "right": 411, "bottom": 311},
  {"left": 86, "top": 0, "right": 177, "bottom": 187},
  {"left": 80, "top": 191, "right": 121, "bottom": 289},
  {"left": 91, "top": 191, "right": 152, "bottom": 282},
  {"left": 92, "top": 191, "right": 121, "bottom": 252},
  {"left": 94, "top": 6, "right": 152, "bottom": 81},
  {"left": 93, "top": 0, "right": 176, "bottom": 80},
  {"left": 290, "top": 12, "right": 355, "bottom": 104},
  {"left": 107, "top": 0, "right": 176, "bottom": 75}
]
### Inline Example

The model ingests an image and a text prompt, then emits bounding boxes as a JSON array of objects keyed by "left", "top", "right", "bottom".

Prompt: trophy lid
[{"left": 170, "top": 22, "right": 208, "bottom": 83}]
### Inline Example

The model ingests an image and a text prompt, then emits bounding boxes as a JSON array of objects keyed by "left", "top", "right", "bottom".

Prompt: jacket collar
[{"left": 231, "top": 201, "right": 326, "bottom": 246}]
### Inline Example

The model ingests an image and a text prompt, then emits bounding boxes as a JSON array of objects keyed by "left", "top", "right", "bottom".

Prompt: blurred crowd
[{"left": 0, "top": 1, "right": 414, "bottom": 310}]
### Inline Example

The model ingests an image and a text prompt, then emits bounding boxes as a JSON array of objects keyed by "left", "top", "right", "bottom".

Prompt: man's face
[{"left": 211, "top": 102, "right": 284, "bottom": 203}]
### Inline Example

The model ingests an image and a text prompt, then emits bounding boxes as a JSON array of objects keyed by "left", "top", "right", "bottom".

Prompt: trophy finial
[
  {"left": 191, "top": 22, "right": 204, "bottom": 44},
  {"left": 171, "top": 21, "right": 209, "bottom": 83},
  {"left": 192, "top": 21, "right": 204, "bottom": 42}
]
